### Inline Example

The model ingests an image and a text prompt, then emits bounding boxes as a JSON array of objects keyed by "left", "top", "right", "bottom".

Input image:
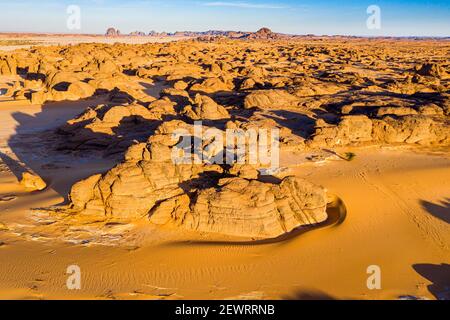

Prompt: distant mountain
[
  {"left": 129, "top": 31, "right": 146, "bottom": 36},
  {"left": 242, "top": 27, "right": 283, "bottom": 40},
  {"left": 105, "top": 27, "right": 120, "bottom": 37},
  {"left": 105, "top": 27, "right": 290, "bottom": 40}
]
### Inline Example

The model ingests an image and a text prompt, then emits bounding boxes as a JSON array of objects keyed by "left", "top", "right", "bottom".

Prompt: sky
[{"left": 0, "top": 0, "right": 449, "bottom": 36}]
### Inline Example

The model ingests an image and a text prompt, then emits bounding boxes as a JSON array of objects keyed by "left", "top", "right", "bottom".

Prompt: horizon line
[{"left": 0, "top": 30, "right": 449, "bottom": 39}]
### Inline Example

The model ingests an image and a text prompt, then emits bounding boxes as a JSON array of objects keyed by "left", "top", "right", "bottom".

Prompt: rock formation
[
  {"left": 3, "top": 36, "right": 450, "bottom": 241},
  {"left": 105, "top": 27, "right": 121, "bottom": 36},
  {"left": 183, "top": 94, "right": 230, "bottom": 120},
  {"left": 244, "top": 90, "right": 299, "bottom": 109},
  {"left": 68, "top": 132, "right": 329, "bottom": 239},
  {"left": 20, "top": 173, "right": 47, "bottom": 191},
  {"left": 244, "top": 27, "right": 281, "bottom": 40}
]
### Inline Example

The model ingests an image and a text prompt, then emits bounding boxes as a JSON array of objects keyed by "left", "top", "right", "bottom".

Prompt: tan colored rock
[
  {"left": 190, "top": 78, "right": 231, "bottom": 93},
  {"left": 377, "top": 106, "right": 418, "bottom": 117},
  {"left": 69, "top": 174, "right": 102, "bottom": 210},
  {"left": 244, "top": 90, "right": 299, "bottom": 109},
  {"left": 184, "top": 176, "right": 327, "bottom": 238},
  {"left": 99, "top": 60, "right": 120, "bottom": 74},
  {"left": 66, "top": 136, "right": 328, "bottom": 239},
  {"left": 45, "top": 71, "right": 84, "bottom": 89},
  {"left": 183, "top": 94, "right": 230, "bottom": 120},
  {"left": 310, "top": 115, "right": 373, "bottom": 147},
  {"left": 240, "top": 77, "right": 264, "bottom": 90},
  {"left": 160, "top": 88, "right": 192, "bottom": 107},
  {"left": 373, "top": 115, "right": 449, "bottom": 145},
  {"left": 3, "top": 81, "right": 21, "bottom": 98},
  {"left": 416, "top": 63, "right": 445, "bottom": 78},
  {"left": 24, "top": 79, "right": 44, "bottom": 91},
  {"left": 20, "top": 173, "right": 47, "bottom": 191},
  {"left": 174, "top": 80, "right": 189, "bottom": 90},
  {"left": 0, "top": 222, "right": 8, "bottom": 231},
  {"left": 67, "top": 81, "right": 96, "bottom": 99},
  {"left": 418, "top": 104, "right": 444, "bottom": 115},
  {"left": 31, "top": 91, "right": 51, "bottom": 105},
  {"left": 0, "top": 56, "right": 17, "bottom": 75},
  {"left": 147, "top": 98, "right": 177, "bottom": 118},
  {"left": 228, "top": 164, "right": 259, "bottom": 180},
  {"left": 149, "top": 194, "right": 191, "bottom": 226},
  {"left": 310, "top": 114, "right": 449, "bottom": 148}
]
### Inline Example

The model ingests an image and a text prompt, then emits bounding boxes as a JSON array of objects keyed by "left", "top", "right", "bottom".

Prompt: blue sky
[{"left": 0, "top": 0, "right": 449, "bottom": 36}]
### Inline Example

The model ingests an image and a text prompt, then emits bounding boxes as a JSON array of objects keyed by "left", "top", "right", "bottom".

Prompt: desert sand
[
  {"left": 0, "top": 33, "right": 449, "bottom": 300},
  {"left": 0, "top": 33, "right": 188, "bottom": 52}
]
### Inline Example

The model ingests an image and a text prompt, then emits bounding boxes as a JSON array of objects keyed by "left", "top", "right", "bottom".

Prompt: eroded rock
[{"left": 20, "top": 173, "right": 47, "bottom": 191}]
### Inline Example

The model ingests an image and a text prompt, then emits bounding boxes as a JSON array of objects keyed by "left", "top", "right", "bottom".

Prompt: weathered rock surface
[
  {"left": 67, "top": 135, "right": 328, "bottom": 238},
  {"left": 309, "top": 115, "right": 450, "bottom": 147},
  {"left": 0, "top": 56, "right": 17, "bottom": 75},
  {"left": 5, "top": 37, "right": 450, "bottom": 241},
  {"left": 179, "top": 176, "right": 328, "bottom": 238},
  {"left": 20, "top": 173, "right": 47, "bottom": 191},
  {"left": 416, "top": 63, "right": 446, "bottom": 78},
  {"left": 183, "top": 94, "right": 230, "bottom": 120},
  {"left": 244, "top": 90, "right": 299, "bottom": 109}
]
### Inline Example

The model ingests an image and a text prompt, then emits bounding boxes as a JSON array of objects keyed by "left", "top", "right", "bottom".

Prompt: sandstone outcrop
[
  {"left": 309, "top": 115, "right": 450, "bottom": 147},
  {"left": 190, "top": 78, "right": 232, "bottom": 93},
  {"left": 244, "top": 28, "right": 282, "bottom": 40},
  {"left": 4, "top": 38, "right": 450, "bottom": 242},
  {"left": 0, "top": 56, "right": 17, "bottom": 75},
  {"left": 416, "top": 63, "right": 446, "bottom": 78},
  {"left": 244, "top": 90, "right": 299, "bottom": 110},
  {"left": 183, "top": 94, "right": 230, "bottom": 120},
  {"left": 20, "top": 173, "right": 47, "bottom": 191},
  {"left": 68, "top": 137, "right": 328, "bottom": 238}
]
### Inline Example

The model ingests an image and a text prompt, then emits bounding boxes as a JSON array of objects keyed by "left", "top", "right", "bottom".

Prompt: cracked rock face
[
  {"left": 183, "top": 94, "right": 230, "bottom": 120},
  {"left": 178, "top": 176, "right": 328, "bottom": 238},
  {"left": 68, "top": 136, "right": 328, "bottom": 239},
  {"left": 309, "top": 115, "right": 450, "bottom": 147},
  {"left": 244, "top": 90, "right": 299, "bottom": 110}
]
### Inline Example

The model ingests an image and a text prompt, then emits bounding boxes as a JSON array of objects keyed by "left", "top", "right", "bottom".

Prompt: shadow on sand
[
  {"left": 413, "top": 263, "right": 450, "bottom": 300},
  {"left": 2, "top": 98, "right": 114, "bottom": 199},
  {"left": 283, "top": 289, "right": 337, "bottom": 300},
  {"left": 419, "top": 199, "right": 450, "bottom": 224}
]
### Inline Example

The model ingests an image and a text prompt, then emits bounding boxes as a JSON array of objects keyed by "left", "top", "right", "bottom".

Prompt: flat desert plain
[{"left": 0, "top": 34, "right": 449, "bottom": 300}]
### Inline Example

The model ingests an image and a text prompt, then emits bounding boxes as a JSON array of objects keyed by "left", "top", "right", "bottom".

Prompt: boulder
[
  {"left": 377, "top": 106, "right": 418, "bottom": 117},
  {"left": 244, "top": 90, "right": 299, "bottom": 109},
  {"left": 66, "top": 81, "right": 96, "bottom": 99},
  {"left": 190, "top": 78, "right": 231, "bottom": 93},
  {"left": 66, "top": 136, "right": 329, "bottom": 239},
  {"left": 416, "top": 63, "right": 445, "bottom": 78},
  {"left": 0, "top": 56, "right": 17, "bottom": 75},
  {"left": 183, "top": 94, "right": 230, "bottom": 120},
  {"left": 155, "top": 176, "right": 328, "bottom": 238},
  {"left": 20, "top": 173, "right": 47, "bottom": 191}
]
